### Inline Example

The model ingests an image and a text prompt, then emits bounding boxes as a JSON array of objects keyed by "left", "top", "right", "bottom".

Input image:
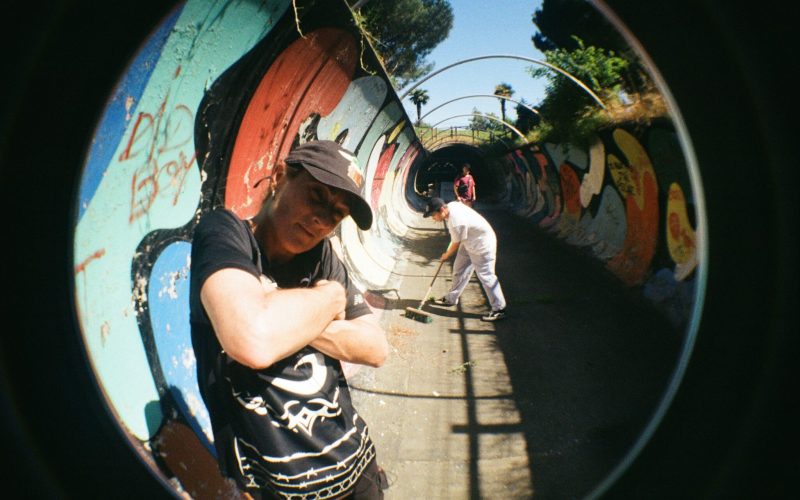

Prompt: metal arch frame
[
  {"left": 423, "top": 129, "right": 479, "bottom": 144},
  {"left": 428, "top": 136, "right": 511, "bottom": 151},
  {"left": 419, "top": 94, "right": 541, "bottom": 123},
  {"left": 419, "top": 94, "right": 542, "bottom": 120},
  {"left": 420, "top": 112, "right": 528, "bottom": 145},
  {"left": 418, "top": 126, "right": 468, "bottom": 145},
  {"left": 421, "top": 127, "right": 510, "bottom": 151},
  {"left": 401, "top": 54, "right": 606, "bottom": 109},
  {"left": 425, "top": 134, "right": 487, "bottom": 151}
]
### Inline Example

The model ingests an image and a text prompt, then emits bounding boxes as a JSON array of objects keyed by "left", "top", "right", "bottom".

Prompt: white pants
[{"left": 444, "top": 242, "right": 507, "bottom": 311}]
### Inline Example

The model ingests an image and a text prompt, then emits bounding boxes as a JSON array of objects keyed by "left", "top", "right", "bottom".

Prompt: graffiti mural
[
  {"left": 69, "top": 0, "right": 701, "bottom": 496},
  {"left": 499, "top": 123, "right": 699, "bottom": 329},
  {"left": 72, "top": 0, "right": 421, "bottom": 495},
  {"left": 74, "top": 0, "right": 289, "bottom": 445}
]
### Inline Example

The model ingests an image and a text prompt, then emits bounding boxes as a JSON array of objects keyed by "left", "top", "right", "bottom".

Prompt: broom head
[{"left": 404, "top": 306, "right": 433, "bottom": 323}]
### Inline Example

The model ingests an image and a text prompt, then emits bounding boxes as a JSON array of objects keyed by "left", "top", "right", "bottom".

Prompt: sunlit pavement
[{"left": 348, "top": 202, "right": 681, "bottom": 499}]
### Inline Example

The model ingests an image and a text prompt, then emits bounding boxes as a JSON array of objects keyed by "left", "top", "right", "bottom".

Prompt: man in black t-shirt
[{"left": 190, "top": 140, "right": 389, "bottom": 499}]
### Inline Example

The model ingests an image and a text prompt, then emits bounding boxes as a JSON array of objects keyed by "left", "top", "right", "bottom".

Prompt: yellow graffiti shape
[
  {"left": 666, "top": 183, "right": 698, "bottom": 280},
  {"left": 607, "top": 153, "right": 635, "bottom": 198},
  {"left": 528, "top": 170, "right": 544, "bottom": 211},
  {"left": 609, "top": 129, "right": 657, "bottom": 210},
  {"left": 605, "top": 128, "right": 660, "bottom": 286},
  {"left": 387, "top": 119, "right": 406, "bottom": 144},
  {"left": 580, "top": 137, "right": 605, "bottom": 207}
]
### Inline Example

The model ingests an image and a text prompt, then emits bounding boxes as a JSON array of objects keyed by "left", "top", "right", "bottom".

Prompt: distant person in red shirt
[{"left": 454, "top": 163, "right": 476, "bottom": 207}]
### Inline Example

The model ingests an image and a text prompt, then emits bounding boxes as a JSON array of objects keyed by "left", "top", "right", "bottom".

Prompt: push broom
[{"left": 404, "top": 259, "right": 445, "bottom": 323}]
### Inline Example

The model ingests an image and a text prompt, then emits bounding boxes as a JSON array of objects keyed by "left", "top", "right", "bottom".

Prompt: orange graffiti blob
[
  {"left": 226, "top": 28, "right": 358, "bottom": 219},
  {"left": 559, "top": 164, "right": 582, "bottom": 219},
  {"left": 606, "top": 129, "right": 659, "bottom": 286}
]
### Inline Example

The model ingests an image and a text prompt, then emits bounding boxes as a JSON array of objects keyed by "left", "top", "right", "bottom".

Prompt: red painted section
[
  {"left": 559, "top": 164, "right": 582, "bottom": 219},
  {"left": 607, "top": 170, "right": 659, "bottom": 286},
  {"left": 400, "top": 142, "right": 420, "bottom": 209},
  {"left": 370, "top": 142, "right": 396, "bottom": 209},
  {"left": 400, "top": 142, "right": 418, "bottom": 168},
  {"left": 225, "top": 29, "right": 358, "bottom": 219},
  {"left": 535, "top": 152, "right": 562, "bottom": 228},
  {"left": 364, "top": 290, "right": 386, "bottom": 309},
  {"left": 152, "top": 420, "right": 238, "bottom": 498}
]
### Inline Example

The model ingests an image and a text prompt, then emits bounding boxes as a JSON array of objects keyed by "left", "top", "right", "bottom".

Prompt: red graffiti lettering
[
  {"left": 75, "top": 248, "right": 107, "bottom": 274},
  {"left": 119, "top": 99, "right": 197, "bottom": 224}
]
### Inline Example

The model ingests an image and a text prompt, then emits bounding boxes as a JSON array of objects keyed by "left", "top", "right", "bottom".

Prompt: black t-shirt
[{"left": 189, "top": 209, "right": 374, "bottom": 498}]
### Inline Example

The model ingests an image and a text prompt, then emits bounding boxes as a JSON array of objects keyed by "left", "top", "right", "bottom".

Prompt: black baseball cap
[
  {"left": 423, "top": 197, "right": 446, "bottom": 217},
  {"left": 284, "top": 140, "right": 373, "bottom": 230}
]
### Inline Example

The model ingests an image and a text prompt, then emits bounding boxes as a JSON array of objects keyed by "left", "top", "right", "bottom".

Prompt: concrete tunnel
[{"left": 2, "top": 0, "right": 796, "bottom": 499}]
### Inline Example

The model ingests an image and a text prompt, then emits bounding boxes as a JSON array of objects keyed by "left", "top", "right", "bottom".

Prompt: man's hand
[
  {"left": 441, "top": 241, "right": 459, "bottom": 262},
  {"left": 313, "top": 279, "right": 347, "bottom": 319},
  {"left": 202, "top": 269, "right": 351, "bottom": 369},
  {"left": 310, "top": 312, "right": 388, "bottom": 367},
  {"left": 260, "top": 276, "right": 344, "bottom": 320}
]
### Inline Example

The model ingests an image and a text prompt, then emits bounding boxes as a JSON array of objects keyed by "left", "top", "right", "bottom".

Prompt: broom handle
[
  {"left": 430, "top": 259, "right": 445, "bottom": 286},
  {"left": 418, "top": 259, "right": 446, "bottom": 308}
]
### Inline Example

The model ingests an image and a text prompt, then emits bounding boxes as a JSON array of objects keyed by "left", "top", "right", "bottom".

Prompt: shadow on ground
[
  {"left": 482, "top": 206, "right": 683, "bottom": 497},
  {"left": 355, "top": 202, "right": 684, "bottom": 499}
]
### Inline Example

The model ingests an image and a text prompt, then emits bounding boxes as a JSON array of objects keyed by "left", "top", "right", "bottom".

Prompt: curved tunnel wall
[
  {"left": 69, "top": 0, "right": 701, "bottom": 492},
  {"left": 490, "top": 123, "right": 700, "bottom": 329},
  {"left": 72, "top": 0, "right": 425, "bottom": 473},
  {"left": 4, "top": 0, "right": 795, "bottom": 495}
]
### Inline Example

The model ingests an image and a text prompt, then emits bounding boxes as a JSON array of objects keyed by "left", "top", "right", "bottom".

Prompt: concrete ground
[{"left": 348, "top": 202, "right": 682, "bottom": 500}]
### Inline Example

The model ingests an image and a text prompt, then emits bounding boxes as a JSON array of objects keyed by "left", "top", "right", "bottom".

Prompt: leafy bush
[{"left": 528, "top": 36, "right": 630, "bottom": 147}]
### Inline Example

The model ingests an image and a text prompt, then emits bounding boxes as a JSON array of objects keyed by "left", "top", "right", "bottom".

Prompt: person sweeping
[{"left": 424, "top": 197, "right": 507, "bottom": 321}]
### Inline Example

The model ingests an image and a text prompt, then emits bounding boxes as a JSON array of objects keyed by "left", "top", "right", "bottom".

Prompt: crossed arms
[{"left": 201, "top": 268, "right": 388, "bottom": 370}]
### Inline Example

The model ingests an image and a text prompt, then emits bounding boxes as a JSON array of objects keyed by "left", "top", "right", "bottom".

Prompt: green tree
[
  {"left": 408, "top": 88, "right": 430, "bottom": 125},
  {"left": 493, "top": 83, "right": 514, "bottom": 123},
  {"left": 514, "top": 100, "right": 540, "bottom": 134},
  {"left": 531, "top": 37, "right": 629, "bottom": 94},
  {"left": 354, "top": 0, "right": 454, "bottom": 89},
  {"left": 468, "top": 109, "right": 505, "bottom": 133},
  {"left": 530, "top": 0, "right": 648, "bottom": 94},
  {"left": 531, "top": 0, "right": 627, "bottom": 53},
  {"left": 530, "top": 37, "right": 629, "bottom": 145}
]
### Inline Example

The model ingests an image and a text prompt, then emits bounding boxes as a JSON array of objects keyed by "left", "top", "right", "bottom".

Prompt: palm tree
[
  {"left": 408, "top": 88, "right": 430, "bottom": 126},
  {"left": 494, "top": 83, "right": 515, "bottom": 122}
]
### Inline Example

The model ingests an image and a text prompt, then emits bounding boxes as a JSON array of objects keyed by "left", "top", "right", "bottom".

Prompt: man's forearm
[
  {"left": 441, "top": 241, "right": 459, "bottom": 260},
  {"left": 261, "top": 285, "right": 341, "bottom": 338},
  {"left": 203, "top": 270, "right": 346, "bottom": 369},
  {"left": 310, "top": 314, "right": 388, "bottom": 367}
]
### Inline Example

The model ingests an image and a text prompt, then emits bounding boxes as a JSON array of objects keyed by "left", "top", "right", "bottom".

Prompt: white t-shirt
[{"left": 445, "top": 201, "right": 496, "bottom": 254}]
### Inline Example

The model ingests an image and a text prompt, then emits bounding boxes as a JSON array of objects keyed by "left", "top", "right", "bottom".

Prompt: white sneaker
[
  {"left": 431, "top": 297, "right": 456, "bottom": 306},
  {"left": 481, "top": 309, "right": 507, "bottom": 321}
]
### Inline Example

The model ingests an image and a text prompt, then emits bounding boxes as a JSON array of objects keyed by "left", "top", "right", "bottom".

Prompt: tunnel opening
[{"left": 413, "top": 143, "right": 504, "bottom": 202}]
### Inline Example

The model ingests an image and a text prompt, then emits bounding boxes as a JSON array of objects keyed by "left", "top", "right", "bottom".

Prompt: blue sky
[{"left": 400, "top": 0, "right": 547, "bottom": 128}]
